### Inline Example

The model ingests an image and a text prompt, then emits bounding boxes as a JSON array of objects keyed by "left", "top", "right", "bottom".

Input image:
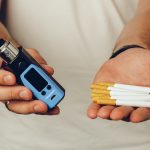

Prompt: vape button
[
  {"left": 41, "top": 91, "right": 46, "bottom": 96},
  {"left": 47, "top": 85, "right": 51, "bottom": 90}
]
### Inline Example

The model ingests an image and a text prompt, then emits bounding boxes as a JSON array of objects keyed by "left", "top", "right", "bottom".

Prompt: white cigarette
[
  {"left": 110, "top": 84, "right": 150, "bottom": 93},
  {"left": 108, "top": 86, "right": 149, "bottom": 94},
  {"left": 116, "top": 100, "right": 150, "bottom": 108},
  {"left": 93, "top": 98, "right": 150, "bottom": 108},
  {"left": 92, "top": 84, "right": 150, "bottom": 94},
  {"left": 109, "top": 95, "right": 150, "bottom": 101},
  {"left": 109, "top": 90, "right": 149, "bottom": 96}
]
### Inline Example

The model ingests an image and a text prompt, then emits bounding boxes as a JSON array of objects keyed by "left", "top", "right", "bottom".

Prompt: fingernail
[
  {"left": 4, "top": 75, "right": 13, "bottom": 83},
  {"left": 34, "top": 105, "right": 42, "bottom": 112},
  {"left": 19, "top": 90, "right": 28, "bottom": 99}
]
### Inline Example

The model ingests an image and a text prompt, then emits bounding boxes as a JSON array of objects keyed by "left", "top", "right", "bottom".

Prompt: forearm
[
  {"left": 114, "top": 0, "right": 150, "bottom": 51},
  {"left": 0, "top": 22, "right": 19, "bottom": 46}
]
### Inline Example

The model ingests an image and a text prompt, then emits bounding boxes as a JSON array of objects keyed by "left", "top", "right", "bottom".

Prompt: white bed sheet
[{"left": 0, "top": 0, "right": 150, "bottom": 150}]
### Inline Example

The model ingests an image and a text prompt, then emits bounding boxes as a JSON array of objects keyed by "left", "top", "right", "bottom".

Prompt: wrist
[
  {"left": 113, "top": 36, "right": 150, "bottom": 53},
  {"left": 110, "top": 44, "right": 145, "bottom": 59},
  {"left": 0, "top": 23, "right": 20, "bottom": 47}
]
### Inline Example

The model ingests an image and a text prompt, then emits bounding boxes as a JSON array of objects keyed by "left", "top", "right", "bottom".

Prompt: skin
[
  {"left": 1, "top": 0, "right": 150, "bottom": 121},
  {"left": 0, "top": 16, "right": 59, "bottom": 115},
  {"left": 88, "top": 0, "right": 150, "bottom": 122},
  {"left": 0, "top": 48, "right": 60, "bottom": 115},
  {"left": 87, "top": 48, "right": 150, "bottom": 122}
]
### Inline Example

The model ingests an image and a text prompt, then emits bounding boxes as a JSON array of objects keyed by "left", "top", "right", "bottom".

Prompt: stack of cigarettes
[{"left": 91, "top": 82, "right": 150, "bottom": 108}]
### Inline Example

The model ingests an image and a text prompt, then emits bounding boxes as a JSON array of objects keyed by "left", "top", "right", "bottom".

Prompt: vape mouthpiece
[{"left": 0, "top": 39, "right": 19, "bottom": 64}]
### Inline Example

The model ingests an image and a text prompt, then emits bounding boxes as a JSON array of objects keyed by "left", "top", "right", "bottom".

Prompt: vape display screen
[{"left": 24, "top": 68, "right": 48, "bottom": 92}]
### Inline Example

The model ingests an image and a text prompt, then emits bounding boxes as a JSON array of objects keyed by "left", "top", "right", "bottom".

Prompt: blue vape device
[{"left": 0, "top": 39, "right": 65, "bottom": 109}]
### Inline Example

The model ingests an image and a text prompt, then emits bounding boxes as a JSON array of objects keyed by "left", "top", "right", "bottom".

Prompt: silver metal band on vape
[
  {"left": 0, "top": 39, "right": 19, "bottom": 64},
  {"left": 0, "top": 39, "right": 19, "bottom": 111},
  {"left": 110, "top": 45, "right": 145, "bottom": 59}
]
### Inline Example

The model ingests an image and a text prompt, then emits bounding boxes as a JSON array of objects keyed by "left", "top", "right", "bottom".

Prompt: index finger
[{"left": 26, "top": 48, "right": 47, "bottom": 65}]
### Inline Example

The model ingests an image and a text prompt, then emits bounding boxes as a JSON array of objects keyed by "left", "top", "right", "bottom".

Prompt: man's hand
[
  {"left": 87, "top": 48, "right": 150, "bottom": 123},
  {"left": 1, "top": 48, "right": 59, "bottom": 115}
]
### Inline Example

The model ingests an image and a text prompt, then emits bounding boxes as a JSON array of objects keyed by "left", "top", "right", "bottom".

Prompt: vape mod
[{"left": 0, "top": 39, "right": 65, "bottom": 109}]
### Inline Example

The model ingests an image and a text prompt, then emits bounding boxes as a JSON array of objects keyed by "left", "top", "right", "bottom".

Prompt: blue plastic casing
[{"left": 20, "top": 64, "right": 65, "bottom": 109}]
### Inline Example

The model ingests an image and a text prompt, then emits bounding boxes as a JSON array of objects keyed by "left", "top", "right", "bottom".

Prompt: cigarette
[
  {"left": 92, "top": 95, "right": 150, "bottom": 101},
  {"left": 91, "top": 91, "right": 150, "bottom": 97},
  {"left": 94, "top": 82, "right": 150, "bottom": 93},
  {"left": 91, "top": 89, "right": 149, "bottom": 96},
  {"left": 91, "top": 85, "right": 149, "bottom": 94},
  {"left": 91, "top": 82, "right": 150, "bottom": 107},
  {"left": 93, "top": 98, "right": 150, "bottom": 108}
]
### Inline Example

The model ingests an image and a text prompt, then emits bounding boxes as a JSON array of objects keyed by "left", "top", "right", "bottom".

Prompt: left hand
[{"left": 5, "top": 48, "right": 60, "bottom": 115}]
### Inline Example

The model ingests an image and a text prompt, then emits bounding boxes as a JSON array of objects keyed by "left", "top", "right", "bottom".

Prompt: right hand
[
  {"left": 87, "top": 48, "right": 150, "bottom": 123},
  {"left": 0, "top": 48, "right": 60, "bottom": 115}
]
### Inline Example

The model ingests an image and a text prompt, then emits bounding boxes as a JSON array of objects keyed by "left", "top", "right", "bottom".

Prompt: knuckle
[
  {"left": 9, "top": 87, "right": 21, "bottom": 99},
  {"left": 9, "top": 88, "right": 15, "bottom": 99}
]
